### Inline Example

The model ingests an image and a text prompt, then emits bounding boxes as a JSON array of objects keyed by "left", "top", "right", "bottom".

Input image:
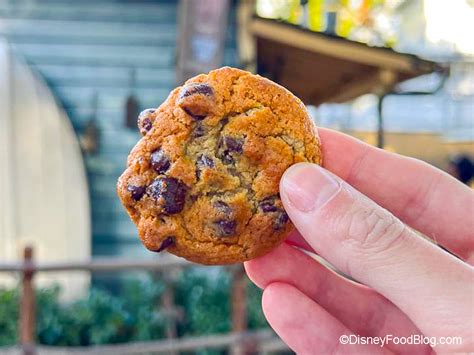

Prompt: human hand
[{"left": 245, "top": 128, "right": 474, "bottom": 354}]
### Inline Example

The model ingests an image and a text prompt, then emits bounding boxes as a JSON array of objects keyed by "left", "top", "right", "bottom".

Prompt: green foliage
[
  {"left": 35, "top": 285, "right": 64, "bottom": 345},
  {"left": 0, "top": 276, "right": 166, "bottom": 346},
  {"left": 0, "top": 269, "right": 268, "bottom": 347},
  {"left": 175, "top": 268, "right": 232, "bottom": 336},
  {"left": 175, "top": 268, "right": 268, "bottom": 337},
  {"left": 246, "top": 280, "right": 268, "bottom": 329},
  {"left": 120, "top": 276, "right": 166, "bottom": 342},
  {"left": 38, "top": 287, "right": 130, "bottom": 345},
  {"left": 0, "top": 288, "right": 19, "bottom": 346}
]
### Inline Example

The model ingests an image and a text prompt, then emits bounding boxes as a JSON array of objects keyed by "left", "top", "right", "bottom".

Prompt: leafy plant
[
  {"left": 0, "top": 269, "right": 268, "bottom": 347},
  {"left": 175, "top": 267, "right": 232, "bottom": 336},
  {"left": 0, "top": 287, "right": 19, "bottom": 346},
  {"left": 246, "top": 280, "right": 268, "bottom": 329}
]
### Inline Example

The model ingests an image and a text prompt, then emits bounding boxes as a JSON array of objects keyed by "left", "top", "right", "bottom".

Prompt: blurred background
[{"left": 0, "top": 0, "right": 472, "bottom": 354}]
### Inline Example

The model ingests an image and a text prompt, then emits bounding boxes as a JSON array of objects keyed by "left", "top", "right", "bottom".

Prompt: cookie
[{"left": 117, "top": 67, "right": 322, "bottom": 264}]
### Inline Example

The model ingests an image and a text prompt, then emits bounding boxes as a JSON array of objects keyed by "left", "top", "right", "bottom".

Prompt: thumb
[{"left": 280, "top": 163, "right": 473, "bottom": 345}]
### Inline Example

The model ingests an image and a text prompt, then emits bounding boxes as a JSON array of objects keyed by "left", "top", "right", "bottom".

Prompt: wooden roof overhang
[{"left": 251, "top": 17, "right": 441, "bottom": 105}]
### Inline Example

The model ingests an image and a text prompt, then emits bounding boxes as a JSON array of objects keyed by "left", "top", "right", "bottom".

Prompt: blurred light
[
  {"left": 352, "top": 94, "right": 377, "bottom": 114},
  {"left": 397, "top": 72, "right": 443, "bottom": 92},
  {"left": 350, "top": 0, "right": 363, "bottom": 9},
  {"left": 350, "top": 94, "right": 378, "bottom": 130},
  {"left": 447, "top": 63, "right": 474, "bottom": 97},
  {"left": 424, "top": 0, "right": 474, "bottom": 55},
  {"left": 256, "top": 0, "right": 293, "bottom": 19}
]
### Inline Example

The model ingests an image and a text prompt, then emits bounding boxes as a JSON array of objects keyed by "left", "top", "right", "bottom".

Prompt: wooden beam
[
  {"left": 316, "top": 69, "right": 398, "bottom": 104},
  {"left": 310, "top": 70, "right": 381, "bottom": 104},
  {"left": 252, "top": 18, "right": 434, "bottom": 74},
  {"left": 0, "top": 256, "right": 189, "bottom": 273},
  {"left": 5, "top": 330, "right": 283, "bottom": 354}
]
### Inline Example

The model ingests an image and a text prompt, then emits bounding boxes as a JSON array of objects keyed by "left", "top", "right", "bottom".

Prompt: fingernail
[{"left": 281, "top": 163, "right": 340, "bottom": 212}]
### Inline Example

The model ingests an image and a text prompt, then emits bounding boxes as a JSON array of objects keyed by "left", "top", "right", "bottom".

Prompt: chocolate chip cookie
[{"left": 117, "top": 67, "right": 322, "bottom": 264}]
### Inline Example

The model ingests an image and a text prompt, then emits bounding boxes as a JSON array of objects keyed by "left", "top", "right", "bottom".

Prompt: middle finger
[{"left": 245, "top": 243, "right": 432, "bottom": 354}]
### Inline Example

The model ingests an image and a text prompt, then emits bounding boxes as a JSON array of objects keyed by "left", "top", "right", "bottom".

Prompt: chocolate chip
[
  {"left": 259, "top": 197, "right": 287, "bottom": 229},
  {"left": 273, "top": 210, "right": 289, "bottom": 230},
  {"left": 259, "top": 197, "right": 278, "bottom": 212},
  {"left": 179, "top": 83, "right": 213, "bottom": 98},
  {"left": 196, "top": 154, "right": 215, "bottom": 179},
  {"left": 223, "top": 136, "right": 243, "bottom": 153},
  {"left": 183, "top": 108, "right": 206, "bottom": 121},
  {"left": 213, "top": 219, "right": 236, "bottom": 237},
  {"left": 127, "top": 185, "right": 146, "bottom": 201},
  {"left": 211, "top": 200, "right": 235, "bottom": 236},
  {"left": 213, "top": 200, "right": 232, "bottom": 214},
  {"left": 220, "top": 117, "right": 229, "bottom": 126},
  {"left": 141, "top": 117, "right": 152, "bottom": 132},
  {"left": 221, "top": 151, "right": 234, "bottom": 164},
  {"left": 138, "top": 109, "right": 155, "bottom": 135},
  {"left": 150, "top": 149, "right": 170, "bottom": 174},
  {"left": 218, "top": 136, "right": 244, "bottom": 165},
  {"left": 178, "top": 83, "right": 214, "bottom": 120},
  {"left": 156, "top": 236, "right": 175, "bottom": 252},
  {"left": 147, "top": 177, "right": 187, "bottom": 214},
  {"left": 198, "top": 154, "right": 214, "bottom": 168},
  {"left": 193, "top": 123, "right": 205, "bottom": 137}
]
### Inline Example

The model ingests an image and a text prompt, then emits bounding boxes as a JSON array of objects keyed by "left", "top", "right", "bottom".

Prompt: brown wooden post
[
  {"left": 159, "top": 268, "right": 180, "bottom": 355},
  {"left": 20, "top": 246, "right": 36, "bottom": 355},
  {"left": 230, "top": 265, "right": 256, "bottom": 355}
]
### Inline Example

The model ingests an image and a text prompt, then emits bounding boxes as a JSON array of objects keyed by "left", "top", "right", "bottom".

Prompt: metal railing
[{"left": 0, "top": 246, "right": 288, "bottom": 355}]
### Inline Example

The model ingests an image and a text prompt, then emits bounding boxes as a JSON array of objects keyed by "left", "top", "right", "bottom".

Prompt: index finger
[{"left": 318, "top": 128, "right": 474, "bottom": 263}]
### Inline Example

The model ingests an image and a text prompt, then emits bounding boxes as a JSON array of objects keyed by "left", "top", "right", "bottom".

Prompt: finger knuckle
[
  {"left": 340, "top": 203, "right": 406, "bottom": 254},
  {"left": 337, "top": 204, "right": 407, "bottom": 278}
]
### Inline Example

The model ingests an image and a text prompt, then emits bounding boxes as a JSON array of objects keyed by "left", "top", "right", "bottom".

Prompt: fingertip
[
  {"left": 280, "top": 163, "right": 341, "bottom": 214},
  {"left": 279, "top": 162, "right": 314, "bottom": 196},
  {"left": 262, "top": 282, "right": 294, "bottom": 317},
  {"left": 317, "top": 127, "right": 367, "bottom": 172},
  {"left": 244, "top": 244, "right": 287, "bottom": 289},
  {"left": 243, "top": 259, "right": 262, "bottom": 288}
]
